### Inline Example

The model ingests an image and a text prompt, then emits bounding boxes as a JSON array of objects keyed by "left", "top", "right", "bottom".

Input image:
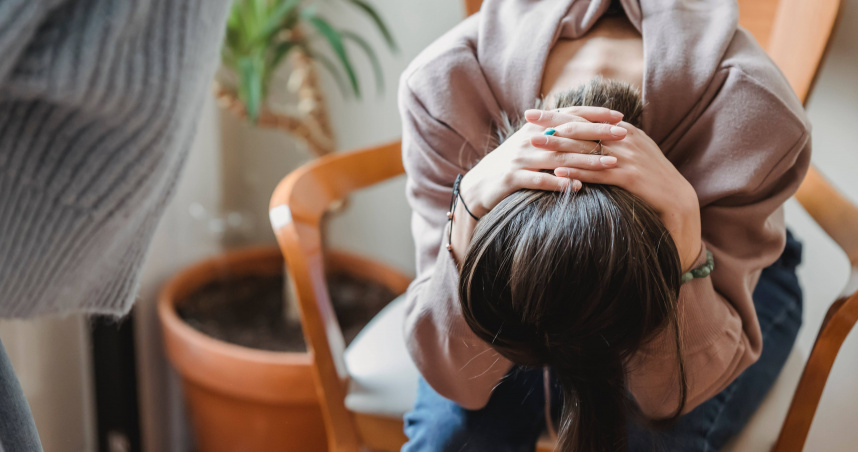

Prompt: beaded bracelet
[
  {"left": 447, "top": 174, "right": 480, "bottom": 253},
  {"left": 681, "top": 250, "right": 715, "bottom": 284}
]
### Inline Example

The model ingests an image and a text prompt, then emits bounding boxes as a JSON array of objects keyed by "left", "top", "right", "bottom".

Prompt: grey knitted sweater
[{"left": 0, "top": 0, "right": 232, "bottom": 318}]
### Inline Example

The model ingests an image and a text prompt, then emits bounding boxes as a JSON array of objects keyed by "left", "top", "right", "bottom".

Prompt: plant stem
[
  {"left": 214, "top": 77, "right": 336, "bottom": 157},
  {"left": 290, "top": 48, "right": 336, "bottom": 155}
]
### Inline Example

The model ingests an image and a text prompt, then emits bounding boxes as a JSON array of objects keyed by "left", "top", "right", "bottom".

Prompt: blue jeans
[
  {"left": 0, "top": 337, "right": 43, "bottom": 452},
  {"left": 403, "top": 231, "right": 803, "bottom": 452}
]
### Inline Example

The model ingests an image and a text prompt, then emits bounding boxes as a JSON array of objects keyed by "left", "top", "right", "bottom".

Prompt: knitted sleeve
[
  {"left": 0, "top": 0, "right": 65, "bottom": 83},
  {"left": 0, "top": 0, "right": 232, "bottom": 317}
]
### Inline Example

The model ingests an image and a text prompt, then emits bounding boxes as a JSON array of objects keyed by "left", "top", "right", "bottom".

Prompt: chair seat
[{"left": 344, "top": 294, "right": 419, "bottom": 418}]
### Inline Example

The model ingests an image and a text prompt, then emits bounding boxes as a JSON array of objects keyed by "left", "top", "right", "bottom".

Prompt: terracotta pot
[{"left": 158, "top": 246, "right": 321, "bottom": 452}]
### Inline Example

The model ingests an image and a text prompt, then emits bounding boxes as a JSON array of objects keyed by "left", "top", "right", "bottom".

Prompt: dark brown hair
[{"left": 459, "top": 77, "right": 687, "bottom": 452}]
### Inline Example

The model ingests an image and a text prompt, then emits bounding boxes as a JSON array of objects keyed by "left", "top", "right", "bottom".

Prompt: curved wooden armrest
[
  {"left": 270, "top": 141, "right": 404, "bottom": 228},
  {"left": 269, "top": 141, "right": 405, "bottom": 451},
  {"left": 795, "top": 166, "right": 858, "bottom": 266},
  {"left": 774, "top": 285, "right": 858, "bottom": 451},
  {"left": 464, "top": 0, "right": 481, "bottom": 16},
  {"left": 776, "top": 163, "right": 858, "bottom": 451},
  {"left": 268, "top": 139, "right": 404, "bottom": 377}
]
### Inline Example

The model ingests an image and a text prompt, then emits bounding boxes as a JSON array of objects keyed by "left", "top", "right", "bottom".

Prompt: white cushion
[{"left": 344, "top": 294, "right": 419, "bottom": 417}]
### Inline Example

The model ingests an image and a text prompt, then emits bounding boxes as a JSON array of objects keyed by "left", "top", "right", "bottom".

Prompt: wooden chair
[{"left": 269, "top": 0, "right": 850, "bottom": 450}]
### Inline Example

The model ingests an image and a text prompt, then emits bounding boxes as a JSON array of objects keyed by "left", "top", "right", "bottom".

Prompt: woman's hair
[{"left": 459, "top": 78, "right": 687, "bottom": 452}]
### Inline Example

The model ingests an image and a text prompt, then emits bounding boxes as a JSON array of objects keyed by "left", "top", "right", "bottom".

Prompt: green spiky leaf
[
  {"left": 341, "top": 30, "right": 384, "bottom": 94},
  {"left": 257, "top": 0, "right": 302, "bottom": 45},
  {"left": 222, "top": 0, "right": 397, "bottom": 124},
  {"left": 238, "top": 56, "right": 264, "bottom": 123},
  {"left": 302, "top": 45, "right": 351, "bottom": 98},
  {"left": 270, "top": 41, "right": 297, "bottom": 70},
  {"left": 302, "top": 11, "right": 360, "bottom": 97},
  {"left": 345, "top": 0, "right": 397, "bottom": 52}
]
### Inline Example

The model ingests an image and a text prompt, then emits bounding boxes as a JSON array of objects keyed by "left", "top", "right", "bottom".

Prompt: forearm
[{"left": 663, "top": 182, "right": 703, "bottom": 273}]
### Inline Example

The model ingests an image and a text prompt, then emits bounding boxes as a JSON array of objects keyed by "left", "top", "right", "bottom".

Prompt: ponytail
[{"left": 553, "top": 357, "right": 629, "bottom": 452}]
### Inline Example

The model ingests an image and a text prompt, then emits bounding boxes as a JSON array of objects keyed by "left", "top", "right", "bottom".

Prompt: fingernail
[
  {"left": 572, "top": 179, "right": 582, "bottom": 190},
  {"left": 600, "top": 156, "right": 617, "bottom": 166},
  {"left": 525, "top": 109, "right": 543, "bottom": 121},
  {"left": 610, "top": 126, "right": 627, "bottom": 137},
  {"left": 610, "top": 110, "right": 624, "bottom": 121},
  {"left": 543, "top": 128, "right": 556, "bottom": 136},
  {"left": 555, "top": 168, "right": 568, "bottom": 177}
]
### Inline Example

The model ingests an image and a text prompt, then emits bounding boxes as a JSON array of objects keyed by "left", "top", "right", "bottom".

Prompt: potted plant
[{"left": 158, "top": 1, "right": 400, "bottom": 450}]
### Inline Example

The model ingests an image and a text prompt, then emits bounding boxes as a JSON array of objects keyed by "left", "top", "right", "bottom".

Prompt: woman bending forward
[{"left": 399, "top": 0, "right": 809, "bottom": 450}]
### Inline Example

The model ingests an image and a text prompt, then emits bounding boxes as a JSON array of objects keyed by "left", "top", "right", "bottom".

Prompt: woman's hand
[
  {"left": 448, "top": 107, "right": 625, "bottom": 269},
  {"left": 526, "top": 114, "right": 703, "bottom": 272},
  {"left": 459, "top": 106, "right": 626, "bottom": 217}
]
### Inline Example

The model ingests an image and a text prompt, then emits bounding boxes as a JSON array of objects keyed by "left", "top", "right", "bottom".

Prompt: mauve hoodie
[{"left": 398, "top": 0, "right": 810, "bottom": 417}]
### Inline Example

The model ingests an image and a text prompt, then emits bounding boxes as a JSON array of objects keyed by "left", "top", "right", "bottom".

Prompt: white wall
[{"left": 135, "top": 94, "right": 224, "bottom": 452}]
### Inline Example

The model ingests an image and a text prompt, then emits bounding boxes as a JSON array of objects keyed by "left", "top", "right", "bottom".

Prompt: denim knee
[{"left": 403, "top": 373, "right": 546, "bottom": 452}]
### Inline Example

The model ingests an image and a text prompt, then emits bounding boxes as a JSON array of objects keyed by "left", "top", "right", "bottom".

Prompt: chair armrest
[
  {"left": 774, "top": 286, "right": 858, "bottom": 451},
  {"left": 268, "top": 140, "right": 405, "bottom": 451},
  {"left": 796, "top": 166, "right": 858, "bottom": 267},
  {"left": 270, "top": 141, "right": 403, "bottom": 226}
]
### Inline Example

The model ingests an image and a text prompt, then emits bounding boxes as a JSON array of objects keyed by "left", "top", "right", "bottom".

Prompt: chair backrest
[
  {"left": 270, "top": 141, "right": 404, "bottom": 451},
  {"left": 739, "top": 0, "right": 841, "bottom": 104}
]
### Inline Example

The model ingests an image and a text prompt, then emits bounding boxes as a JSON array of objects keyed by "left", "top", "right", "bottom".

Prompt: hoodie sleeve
[
  {"left": 398, "top": 63, "right": 515, "bottom": 410},
  {"left": 626, "top": 63, "right": 811, "bottom": 418}
]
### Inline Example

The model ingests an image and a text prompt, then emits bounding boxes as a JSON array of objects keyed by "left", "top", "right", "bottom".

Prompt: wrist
[
  {"left": 449, "top": 197, "right": 479, "bottom": 271},
  {"left": 680, "top": 235, "right": 704, "bottom": 274},
  {"left": 665, "top": 186, "right": 702, "bottom": 273},
  {"left": 678, "top": 202, "right": 702, "bottom": 273},
  {"left": 459, "top": 171, "right": 491, "bottom": 218}
]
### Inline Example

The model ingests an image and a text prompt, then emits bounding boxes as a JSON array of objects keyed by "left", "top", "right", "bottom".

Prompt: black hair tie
[
  {"left": 452, "top": 174, "right": 480, "bottom": 221},
  {"left": 446, "top": 174, "right": 480, "bottom": 253}
]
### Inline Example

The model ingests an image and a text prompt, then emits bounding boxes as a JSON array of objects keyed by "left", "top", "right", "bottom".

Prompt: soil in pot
[{"left": 176, "top": 267, "right": 397, "bottom": 351}]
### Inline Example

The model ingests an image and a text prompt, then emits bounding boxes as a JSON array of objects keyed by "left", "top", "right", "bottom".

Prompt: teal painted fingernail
[{"left": 544, "top": 128, "right": 556, "bottom": 136}]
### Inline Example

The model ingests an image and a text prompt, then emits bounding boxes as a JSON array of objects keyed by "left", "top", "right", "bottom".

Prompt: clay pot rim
[
  {"left": 158, "top": 246, "right": 319, "bottom": 404},
  {"left": 158, "top": 245, "right": 413, "bottom": 404},
  {"left": 157, "top": 245, "right": 309, "bottom": 362}
]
